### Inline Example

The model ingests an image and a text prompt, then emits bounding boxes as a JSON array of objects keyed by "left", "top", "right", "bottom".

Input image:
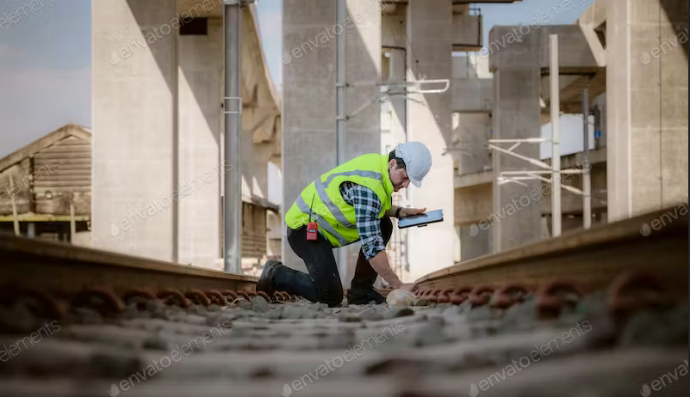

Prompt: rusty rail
[
  {"left": 416, "top": 206, "right": 688, "bottom": 298},
  {"left": 0, "top": 232, "right": 259, "bottom": 303}
]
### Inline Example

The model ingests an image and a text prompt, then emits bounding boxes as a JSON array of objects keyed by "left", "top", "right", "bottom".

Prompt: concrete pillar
[
  {"left": 282, "top": 0, "right": 382, "bottom": 286},
  {"left": 489, "top": 26, "right": 542, "bottom": 252},
  {"left": 606, "top": 0, "right": 688, "bottom": 221},
  {"left": 382, "top": 4, "right": 410, "bottom": 282},
  {"left": 459, "top": 224, "right": 490, "bottom": 260},
  {"left": 177, "top": 17, "right": 223, "bottom": 269},
  {"left": 93, "top": 0, "right": 178, "bottom": 261},
  {"left": 282, "top": 0, "right": 338, "bottom": 274},
  {"left": 382, "top": 2, "right": 408, "bottom": 147},
  {"left": 406, "top": 0, "right": 455, "bottom": 280},
  {"left": 342, "top": 0, "right": 382, "bottom": 287}
]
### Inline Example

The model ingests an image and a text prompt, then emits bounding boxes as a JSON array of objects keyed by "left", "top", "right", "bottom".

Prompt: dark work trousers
[{"left": 273, "top": 216, "right": 394, "bottom": 307}]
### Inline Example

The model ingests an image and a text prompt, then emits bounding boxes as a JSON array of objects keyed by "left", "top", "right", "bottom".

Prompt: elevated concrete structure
[
  {"left": 281, "top": 0, "right": 522, "bottom": 284},
  {"left": 93, "top": 0, "right": 281, "bottom": 271},
  {"left": 580, "top": 0, "right": 688, "bottom": 221},
  {"left": 454, "top": 24, "right": 606, "bottom": 258},
  {"left": 454, "top": 0, "right": 687, "bottom": 262}
]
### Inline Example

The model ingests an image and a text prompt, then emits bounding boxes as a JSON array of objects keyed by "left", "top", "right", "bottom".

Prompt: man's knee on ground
[{"left": 318, "top": 287, "right": 343, "bottom": 307}]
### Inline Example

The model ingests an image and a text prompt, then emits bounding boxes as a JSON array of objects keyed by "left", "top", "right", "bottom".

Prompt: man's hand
[
  {"left": 399, "top": 207, "right": 426, "bottom": 218},
  {"left": 398, "top": 282, "right": 417, "bottom": 292}
]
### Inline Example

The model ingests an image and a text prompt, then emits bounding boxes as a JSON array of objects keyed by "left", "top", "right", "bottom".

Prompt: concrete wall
[
  {"left": 458, "top": 223, "right": 490, "bottom": 260},
  {"left": 382, "top": 5, "right": 411, "bottom": 283},
  {"left": 452, "top": 12, "right": 482, "bottom": 50},
  {"left": 489, "top": 25, "right": 543, "bottom": 253},
  {"left": 488, "top": 25, "right": 598, "bottom": 72},
  {"left": 455, "top": 183, "right": 492, "bottom": 226},
  {"left": 341, "top": 0, "right": 382, "bottom": 287},
  {"left": 406, "top": 0, "right": 456, "bottom": 280},
  {"left": 177, "top": 17, "right": 223, "bottom": 268},
  {"left": 454, "top": 112, "right": 492, "bottom": 175},
  {"left": 606, "top": 0, "right": 689, "bottom": 220},
  {"left": 282, "top": 0, "right": 337, "bottom": 274},
  {"left": 93, "top": 0, "right": 178, "bottom": 260}
]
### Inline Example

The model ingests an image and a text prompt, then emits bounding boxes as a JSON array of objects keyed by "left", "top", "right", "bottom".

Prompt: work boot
[
  {"left": 347, "top": 287, "right": 385, "bottom": 305},
  {"left": 256, "top": 260, "right": 283, "bottom": 297}
]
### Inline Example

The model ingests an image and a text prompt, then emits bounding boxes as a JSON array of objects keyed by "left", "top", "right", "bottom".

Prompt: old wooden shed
[{"left": 0, "top": 124, "right": 92, "bottom": 242}]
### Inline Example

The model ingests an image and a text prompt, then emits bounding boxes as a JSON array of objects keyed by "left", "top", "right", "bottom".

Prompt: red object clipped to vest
[
  {"left": 306, "top": 221, "right": 318, "bottom": 241},
  {"left": 306, "top": 194, "right": 318, "bottom": 241}
]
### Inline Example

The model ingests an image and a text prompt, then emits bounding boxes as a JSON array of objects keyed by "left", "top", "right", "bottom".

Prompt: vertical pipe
[
  {"left": 224, "top": 1, "right": 242, "bottom": 273},
  {"left": 335, "top": 0, "right": 348, "bottom": 283},
  {"left": 549, "top": 34, "right": 561, "bottom": 237},
  {"left": 582, "top": 89, "right": 592, "bottom": 229}
]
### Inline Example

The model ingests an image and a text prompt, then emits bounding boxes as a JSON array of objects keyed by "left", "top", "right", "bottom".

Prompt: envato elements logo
[
  {"left": 281, "top": 0, "right": 400, "bottom": 65},
  {"left": 640, "top": 360, "right": 688, "bottom": 396},
  {"left": 0, "top": 321, "right": 60, "bottom": 362},
  {"left": 640, "top": 26, "right": 689, "bottom": 66},
  {"left": 467, "top": 320, "right": 592, "bottom": 396},
  {"left": 109, "top": 321, "right": 232, "bottom": 396},
  {"left": 0, "top": 0, "right": 54, "bottom": 30},
  {"left": 282, "top": 321, "right": 405, "bottom": 396},
  {"left": 640, "top": 200, "right": 688, "bottom": 236}
]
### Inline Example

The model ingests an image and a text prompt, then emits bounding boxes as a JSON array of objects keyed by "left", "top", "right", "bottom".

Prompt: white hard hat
[{"left": 394, "top": 141, "right": 432, "bottom": 188}]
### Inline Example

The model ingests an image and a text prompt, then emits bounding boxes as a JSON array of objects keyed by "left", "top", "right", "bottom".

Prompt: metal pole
[
  {"left": 550, "top": 34, "right": 561, "bottom": 237},
  {"left": 582, "top": 89, "right": 592, "bottom": 229},
  {"left": 335, "top": 0, "right": 348, "bottom": 283},
  {"left": 224, "top": 0, "right": 243, "bottom": 273}
]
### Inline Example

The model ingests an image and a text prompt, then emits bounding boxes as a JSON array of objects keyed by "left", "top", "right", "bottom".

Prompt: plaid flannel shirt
[{"left": 339, "top": 182, "right": 386, "bottom": 260}]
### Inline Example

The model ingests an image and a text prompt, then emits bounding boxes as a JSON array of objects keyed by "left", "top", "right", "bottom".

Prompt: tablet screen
[{"left": 398, "top": 209, "right": 444, "bottom": 228}]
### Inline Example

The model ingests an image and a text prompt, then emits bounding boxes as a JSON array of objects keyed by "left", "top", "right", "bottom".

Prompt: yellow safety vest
[{"left": 285, "top": 153, "right": 394, "bottom": 247}]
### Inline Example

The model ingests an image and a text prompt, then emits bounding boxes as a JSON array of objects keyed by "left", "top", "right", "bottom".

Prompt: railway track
[{"left": 0, "top": 206, "right": 687, "bottom": 396}]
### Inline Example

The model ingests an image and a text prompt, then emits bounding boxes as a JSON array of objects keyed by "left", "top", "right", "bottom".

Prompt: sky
[
  {"left": 0, "top": 0, "right": 91, "bottom": 158},
  {"left": 0, "top": 0, "right": 595, "bottom": 158}
]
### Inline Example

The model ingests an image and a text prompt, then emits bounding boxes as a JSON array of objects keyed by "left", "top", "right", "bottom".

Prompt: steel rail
[
  {"left": 0, "top": 233, "right": 258, "bottom": 299},
  {"left": 416, "top": 205, "right": 688, "bottom": 298},
  {"left": 0, "top": 205, "right": 686, "bottom": 305}
]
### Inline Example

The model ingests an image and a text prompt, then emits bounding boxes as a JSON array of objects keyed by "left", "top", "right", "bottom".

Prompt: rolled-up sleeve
[{"left": 349, "top": 185, "right": 386, "bottom": 260}]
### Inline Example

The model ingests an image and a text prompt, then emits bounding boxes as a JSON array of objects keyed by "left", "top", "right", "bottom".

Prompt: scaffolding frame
[{"left": 488, "top": 35, "right": 592, "bottom": 237}]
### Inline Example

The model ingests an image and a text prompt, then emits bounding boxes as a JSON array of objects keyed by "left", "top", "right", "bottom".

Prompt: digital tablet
[{"left": 398, "top": 209, "right": 444, "bottom": 229}]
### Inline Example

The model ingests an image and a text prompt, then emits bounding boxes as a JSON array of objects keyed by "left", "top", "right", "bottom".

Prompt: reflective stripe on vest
[
  {"left": 315, "top": 179, "right": 355, "bottom": 229},
  {"left": 315, "top": 169, "right": 385, "bottom": 230},
  {"left": 295, "top": 194, "right": 350, "bottom": 246}
]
